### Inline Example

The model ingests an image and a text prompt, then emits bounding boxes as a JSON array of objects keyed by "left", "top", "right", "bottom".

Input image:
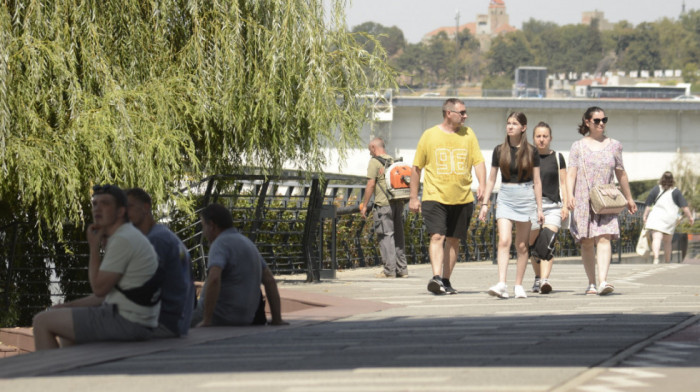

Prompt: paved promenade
[{"left": 1, "top": 260, "right": 700, "bottom": 391}]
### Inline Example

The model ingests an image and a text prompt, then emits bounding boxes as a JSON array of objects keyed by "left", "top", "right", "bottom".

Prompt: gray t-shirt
[{"left": 200, "top": 228, "right": 262, "bottom": 325}]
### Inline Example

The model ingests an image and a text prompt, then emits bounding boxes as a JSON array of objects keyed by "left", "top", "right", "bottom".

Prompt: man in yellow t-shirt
[{"left": 409, "top": 98, "right": 486, "bottom": 295}]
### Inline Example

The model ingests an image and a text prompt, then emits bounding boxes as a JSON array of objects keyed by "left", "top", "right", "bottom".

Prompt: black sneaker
[
  {"left": 444, "top": 285, "right": 458, "bottom": 295},
  {"left": 427, "top": 277, "right": 446, "bottom": 295},
  {"left": 441, "top": 278, "right": 458, "bottom": 294}
]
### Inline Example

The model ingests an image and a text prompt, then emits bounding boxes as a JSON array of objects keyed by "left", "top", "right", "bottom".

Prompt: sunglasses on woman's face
[{"left": 591, "top": 117, "right": 608, "bottom": 125}]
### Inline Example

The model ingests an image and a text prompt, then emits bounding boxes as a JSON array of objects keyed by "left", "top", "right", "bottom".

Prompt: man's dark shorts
[
  {"left": 72, "top": 303, "right": 153, "bottom": 344},
  {"left": 422, "top": 201, "right": 474, "bottom": 241}
]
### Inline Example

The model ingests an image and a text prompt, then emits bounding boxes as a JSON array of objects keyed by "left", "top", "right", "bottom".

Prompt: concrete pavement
[{"left": 1, "top": 260, "right": 699, "bottom": 391}]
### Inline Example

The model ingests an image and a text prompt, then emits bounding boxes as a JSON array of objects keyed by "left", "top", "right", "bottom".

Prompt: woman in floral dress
[{"left": 566, "top": 107, "right": 637, "bottom": 295}]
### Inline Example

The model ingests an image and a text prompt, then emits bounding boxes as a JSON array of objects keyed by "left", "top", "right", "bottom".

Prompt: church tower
[{"left": 489, "top": 0, "right": 510, "bottom": 34}]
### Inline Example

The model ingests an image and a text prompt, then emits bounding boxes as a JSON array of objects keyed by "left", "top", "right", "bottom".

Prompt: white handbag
[{"left": 635, "top": 228, "right": 649, "bottom": 256}]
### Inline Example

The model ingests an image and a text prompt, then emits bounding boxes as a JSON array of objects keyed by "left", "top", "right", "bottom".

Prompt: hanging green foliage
[{"left": 0, "top": 0, "right": 396, "bottom": 237}]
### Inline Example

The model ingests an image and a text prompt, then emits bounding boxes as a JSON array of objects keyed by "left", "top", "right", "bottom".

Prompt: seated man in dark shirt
[{"left": 127, "top": 188, "right": 194, "bottom": 337}]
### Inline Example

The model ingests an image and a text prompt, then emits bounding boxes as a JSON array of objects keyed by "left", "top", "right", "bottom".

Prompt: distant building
[
  {"left": 582, "top": 10, "right": 612, "bottom": 31},
  {"left": 575, "top": 77, "right": 690, "bottom": 99},
  {"left": 514, "top": 66, "right": 547, "bottom": 98},
  {"left": 422, "top": 0, "right": 516, "bottom": 51}
]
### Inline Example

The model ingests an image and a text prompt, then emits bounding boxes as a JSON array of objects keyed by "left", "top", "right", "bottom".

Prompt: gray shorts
[{"left": 72, "top": 303, "right": 153, "bottom": 344}]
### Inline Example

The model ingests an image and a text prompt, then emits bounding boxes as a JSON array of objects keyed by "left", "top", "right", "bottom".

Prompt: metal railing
[{"left": 1, "top": 171, "right": 646, "bottom": 327}]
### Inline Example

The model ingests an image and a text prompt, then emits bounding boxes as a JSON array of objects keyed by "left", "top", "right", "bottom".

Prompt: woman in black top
[
  {"left": 479, "top": 112, "right": 544, "bottom": 299},
  {"left": 528, "top": 122, "right": 568, "bottom": 294}
]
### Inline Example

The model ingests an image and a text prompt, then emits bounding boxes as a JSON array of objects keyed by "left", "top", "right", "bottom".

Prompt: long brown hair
[{"left": 499, "top": 112, "right": 534, "bottom": 181}]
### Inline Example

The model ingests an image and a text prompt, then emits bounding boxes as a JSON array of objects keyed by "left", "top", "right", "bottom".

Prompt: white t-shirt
[{"left": 102, "top": 223, "right": 160, "bottom": 327}]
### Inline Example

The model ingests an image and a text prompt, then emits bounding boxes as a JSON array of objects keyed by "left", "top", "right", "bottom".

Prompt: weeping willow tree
[{"left": 0, "top": 0, "right": 396, "bottom": 236}]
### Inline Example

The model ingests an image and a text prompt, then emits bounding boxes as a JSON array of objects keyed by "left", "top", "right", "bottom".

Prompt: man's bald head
[{"left": 368, "top": 137, "right": 386, "bottom": 157}]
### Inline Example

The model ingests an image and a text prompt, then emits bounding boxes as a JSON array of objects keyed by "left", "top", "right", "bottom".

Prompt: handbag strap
[
  {"left": 578, "top": 142, "right": 592, "bottom": 192},
  {"left": 652, "top": 185, "right": 668, "bottom": 205},
  {"left": 555, "top": 151, "right": 563, "bottom": 201}
]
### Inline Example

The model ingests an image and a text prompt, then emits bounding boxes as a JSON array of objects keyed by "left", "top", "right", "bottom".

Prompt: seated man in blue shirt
[{"left": 127, "top": 188, "right": 194, "bottom": 337}]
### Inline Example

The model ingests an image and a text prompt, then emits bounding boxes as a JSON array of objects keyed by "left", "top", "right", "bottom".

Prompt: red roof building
[{"left": 422, "top": 0, "right": 515, "bottom": 51}]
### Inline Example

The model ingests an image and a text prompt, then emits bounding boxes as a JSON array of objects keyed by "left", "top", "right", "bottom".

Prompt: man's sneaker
[
  {"left": 531, "top": 278, "right": 541, "bottom": 293},
  {"left": 442, "top": 279, "right": 458, "bottom": 295},
  {"left": 539, "top": 279, "right": 552, "bottom": 294},
  {"left": 396, "top": 272, "right": 409, "bottom": 278},
  {"left": 427, "top": 277, "right": 446, "bottom": 295},
  {"left": 488, "top": 282, "right": 509, "bottom": 299},
  {"left": 598, "top": 281, "right": 614, "bottom": 296},
  {"left": 514, "top": 285, "right": 527, "bottom": 299}
]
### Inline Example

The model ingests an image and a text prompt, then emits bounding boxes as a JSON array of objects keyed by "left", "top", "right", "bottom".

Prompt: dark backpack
[{"left": 530, "top": 227, "right": 557, "bottom": 261}]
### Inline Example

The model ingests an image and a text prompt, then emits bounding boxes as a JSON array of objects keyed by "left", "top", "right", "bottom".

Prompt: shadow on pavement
[{"left": 51, "top": 312, "right": 694, "bottom": 376}]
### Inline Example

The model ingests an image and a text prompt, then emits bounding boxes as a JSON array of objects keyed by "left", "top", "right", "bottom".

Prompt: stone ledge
[{"left": 0, "top": 288, "right": 394, "bottom": 378}]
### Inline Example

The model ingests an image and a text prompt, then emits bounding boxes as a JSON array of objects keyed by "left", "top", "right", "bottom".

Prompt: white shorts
[{"left": 532, "top": 197, "right": 563, "bottom": 230}]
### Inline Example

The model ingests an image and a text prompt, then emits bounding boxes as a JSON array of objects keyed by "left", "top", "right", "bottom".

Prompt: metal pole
[{"left": 453, "top": 10, "right": 460, "bottom": 92}]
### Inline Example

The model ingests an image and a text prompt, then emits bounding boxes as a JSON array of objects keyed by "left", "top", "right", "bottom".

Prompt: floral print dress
[{"left": 568, "top": 138, "right": 625, "bottom": 242}]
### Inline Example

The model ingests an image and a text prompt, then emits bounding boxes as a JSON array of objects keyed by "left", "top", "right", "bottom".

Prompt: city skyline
[{"left": 344, "top": 0, "right": 699, "bottom": 43}]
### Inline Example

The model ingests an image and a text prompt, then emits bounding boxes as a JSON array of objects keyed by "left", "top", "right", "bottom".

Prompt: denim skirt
[{"left": 496, "top": 181, "right": 537, "bottom": 224}]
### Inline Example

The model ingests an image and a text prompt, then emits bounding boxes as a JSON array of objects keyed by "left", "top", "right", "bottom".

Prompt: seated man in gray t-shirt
[{"left": 192, "top": 203, "right": 285, "bottom": 327}]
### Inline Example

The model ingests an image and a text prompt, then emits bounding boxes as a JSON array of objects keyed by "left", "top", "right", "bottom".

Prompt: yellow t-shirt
[{"left": 413, "top": 125, "right": 484, "bottom": 205}]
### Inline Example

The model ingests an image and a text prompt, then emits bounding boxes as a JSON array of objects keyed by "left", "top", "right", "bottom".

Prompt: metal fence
[{"left": 0, "top": 171, "right": 644, "bottom": 326}]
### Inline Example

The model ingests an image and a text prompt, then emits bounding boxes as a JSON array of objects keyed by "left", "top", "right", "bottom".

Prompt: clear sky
[{"left": 344, "top": 0, "right": 700, "bottom": 43}]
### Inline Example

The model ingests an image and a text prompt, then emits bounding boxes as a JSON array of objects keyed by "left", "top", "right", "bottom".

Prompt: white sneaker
[
  {"left": 488, "top": 282, "right": 509, "bottom": 299},
  {"left": 598, "top": 281, "right": 614, "bottom": 296},
  {"left": 531, "top": 278, "right": 540, "bottom": 293},
  {"left": 514, "top": 285, "right": 527, "bottom": 299},
  {"left": 539, "top": 279, "right": 552, "bottom": 294},
  {"left": 653, "top": 258, "right": 660, "bottom": 264}
]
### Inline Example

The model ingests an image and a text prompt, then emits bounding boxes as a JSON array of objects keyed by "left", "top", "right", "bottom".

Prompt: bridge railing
[{"left": 0, "top": 171, "right": 644, "bottom": 327}]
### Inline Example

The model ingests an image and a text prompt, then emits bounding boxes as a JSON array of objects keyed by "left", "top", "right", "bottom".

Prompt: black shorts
[{"left": 421, "top": 201, "right": 474, "bottom": 241}]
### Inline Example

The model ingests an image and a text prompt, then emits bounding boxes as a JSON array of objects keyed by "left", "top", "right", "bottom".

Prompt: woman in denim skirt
[{"left": 479, "top": 112, "right": 544, "bottom": 299}]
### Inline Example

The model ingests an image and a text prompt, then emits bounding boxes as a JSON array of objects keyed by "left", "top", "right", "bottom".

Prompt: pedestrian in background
[
  {"left": 643, "top": 171, "right": 695, "bottom": 264},
  {"left": 360, "top": 137, "right": 408, "bottom": 278}
]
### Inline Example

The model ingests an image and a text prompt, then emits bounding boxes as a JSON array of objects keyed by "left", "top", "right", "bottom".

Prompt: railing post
[
  {"left": 2, "top": 222, "right": 20, "bottom": 313},
  {"left": 249, "top": 179, "right": 270, "bottom": 243},
  {"left": 302, "top": 178, "right": 326, "bottom": 282}
]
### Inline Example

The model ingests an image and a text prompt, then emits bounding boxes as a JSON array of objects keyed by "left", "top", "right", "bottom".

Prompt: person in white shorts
[{"left": 528, "top": 122, "right": 569, "bottom": 294}]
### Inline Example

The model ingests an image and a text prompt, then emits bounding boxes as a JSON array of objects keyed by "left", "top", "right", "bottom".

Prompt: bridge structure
[{"left": 325, "top": 96, "right": 700, "bottom": 185}]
